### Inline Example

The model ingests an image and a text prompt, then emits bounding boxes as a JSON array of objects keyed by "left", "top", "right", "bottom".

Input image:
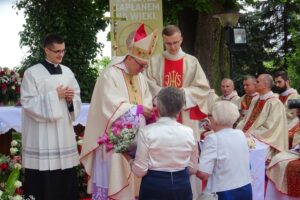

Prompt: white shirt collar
[
  {"left": 259, "top": 91, "right": 273, "bottom": 100},
  {"left": 46, "top": 59, "right": 59, "bottom": 67},
  {"left": 223, "top": 90, "right": 238, "bottom": 100},
  {"left": 162, "top": 48, "right": 185, "bottom": 60},
  {"left": 157, "top": 117, "right": 178, "bottom": 123},
  {"left": 281, "top": 88, "right": 296, "bottom": 96}
]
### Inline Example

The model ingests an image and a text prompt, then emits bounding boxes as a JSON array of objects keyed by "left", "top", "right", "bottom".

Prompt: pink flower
[
  {"left": 105, "top": 142, "right": 113, "bottom": 151},
  {"left": 111, "top": 126, "right": 122, "bottom": 136},
  {"left": 16, "top": 86, "right": 20, "bottom": 94},
  {"left": 0, "top": 162, "right": 9, "bottom": 170},
  {"left": 125, "top": 124, "right": 133, "bottom": 129},
  {"left": 97, "top": 133, "right": 109, "bottom": 145},
  {"left": 1, "top": 83, "right": 7, "bottom": 90}
]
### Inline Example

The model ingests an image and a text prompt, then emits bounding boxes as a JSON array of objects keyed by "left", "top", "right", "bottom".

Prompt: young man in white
[{"left": 21, "top": 34, "right": 81, "bottom": 200}]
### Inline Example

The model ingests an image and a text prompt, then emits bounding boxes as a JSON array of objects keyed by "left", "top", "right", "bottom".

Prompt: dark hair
[
  {"left": 273, "top": 71, "right": 289, "bottom": 81},
  {"left": 162, "top": 25, "right": 181, "bottom": 36},
  {"left": 43, "top": 34, "right": 65, "bottom": 48},
  {"left": 157, "top": 87, "right": 185, "bottom": 118}
]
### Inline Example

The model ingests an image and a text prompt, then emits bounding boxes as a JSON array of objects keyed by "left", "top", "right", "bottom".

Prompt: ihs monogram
[{"left": 165, "top": 70, "right": 182, "bottom": 88}]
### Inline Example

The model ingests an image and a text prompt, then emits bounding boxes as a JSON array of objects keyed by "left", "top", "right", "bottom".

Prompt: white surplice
[{"left": 21, "top": 63, "right": 81, "bottom": 170}]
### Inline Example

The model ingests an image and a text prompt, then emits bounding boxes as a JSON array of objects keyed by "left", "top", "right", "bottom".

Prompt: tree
[
  {"left": 15, "top": 0, "right": 109, "bottom": 102},
  {"left": 234, "top": 0, "right": 300, "bottom": 94},
  {"left": 287, "top": 28, "right": 300, "bottom": 91}
]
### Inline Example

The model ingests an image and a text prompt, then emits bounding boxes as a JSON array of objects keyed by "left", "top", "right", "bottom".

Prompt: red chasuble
[
  {"left": 241, "top": 95, "right": 256, "bottom": 111},
  {"left": 279, "top": 95, "right": 289, "bottom": 104},
  {"left": 163, "top": 58, "right": 206, "bottom": 122},
  {"left": 242, "top": 99, "right": 268, "bottom": 132}
]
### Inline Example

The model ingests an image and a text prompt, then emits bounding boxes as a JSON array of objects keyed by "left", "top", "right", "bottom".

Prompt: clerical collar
[
  {"left": 163, "top": 48, "right": 185, "bottom": 60},
  {"left": 223, "top": 90, "right": 238, "bottom": 100},
  {"left": 41, "top": 60, "right": 62, "bottom": 75},
  {"left": 259, "top": 91, "right": 273, "bottom": 100},
  {"left": 247, "top": 92, "right": 258, "bottom": 97},
  {"left": 281, "top": 88, "right": 296, "bottom": 96},
  {"left": 115, "top": 61, "right": 130, "bottom": 74}
]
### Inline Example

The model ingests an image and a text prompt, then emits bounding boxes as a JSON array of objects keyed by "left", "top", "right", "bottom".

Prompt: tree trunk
[
  {"left": 178, "top": 6, "right": 230, "bottom": 94},
  {"left": 178, "top": 8, "right": 198, "bottom": 55},
  {"left": 193, "top": 12, "right": 230, "bottom": 93}
]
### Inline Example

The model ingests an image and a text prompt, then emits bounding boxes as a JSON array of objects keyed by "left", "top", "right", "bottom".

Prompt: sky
[{"left": 0, "top": 0, "right": 111, "bottom": 69}]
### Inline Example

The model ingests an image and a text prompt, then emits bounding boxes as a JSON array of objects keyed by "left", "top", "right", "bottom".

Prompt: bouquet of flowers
[
  {"left": 0, "top": 67, "right": 22, "bottom": 104},
  {"left": 0, "top": 134, "right": 25, "bottom": 200},
  {"left": 98, "top": 108, "right": 145, "bottom": 155}
]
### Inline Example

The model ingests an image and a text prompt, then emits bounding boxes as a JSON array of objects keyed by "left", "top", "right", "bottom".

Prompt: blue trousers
[
  {"left": 139, "top": 168, "right": 192, "bottom": 200},
  {"left": 217, "top": 183, "right": 252, "bottom": 200}
]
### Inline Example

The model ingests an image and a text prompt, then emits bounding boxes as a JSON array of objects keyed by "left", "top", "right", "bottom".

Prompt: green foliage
[
  {"left": 14, "top": 0, "right": 109, "bottom": 102},
  {"left": 234, "top": 0, "right": 300, "bottom": 94},
  {"left": 162, "top": 0, "right": 213, "bottom": 24},
  {"left": 287, "top": 28, "right": 300, "bottom": 91},
  {"left": 90, "top": 56, "right": 111, "bottom": 73},
  {"left": 162, "top": 0, "right": 241, "bottom": 24}
]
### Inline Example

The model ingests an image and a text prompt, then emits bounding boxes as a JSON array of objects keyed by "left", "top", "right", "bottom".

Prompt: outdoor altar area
[
  {"left": 0, "top": 103, "right": 269, "bottom": 200},
  {"left": 0, "top": 103, "right": 91, "bottom": 199},
  {"left": 0, "top": 103, "right": 89, "bottom": 153}
]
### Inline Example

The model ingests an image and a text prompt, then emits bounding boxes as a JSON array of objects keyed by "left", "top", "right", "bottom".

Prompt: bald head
[{"left": 256, "top": 74, "right": 274, "bottom": 94}]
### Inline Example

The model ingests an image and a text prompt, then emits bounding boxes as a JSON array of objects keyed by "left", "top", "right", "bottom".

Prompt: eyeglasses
[
  {"left": 164, "top": 40, "right": 181, "bottom": 46},
  {"left": 132, "top": 57, "right": 148, "bottom": 68},
  {"left": 48, "top": 48, "right": 66, "bottom": 54}
]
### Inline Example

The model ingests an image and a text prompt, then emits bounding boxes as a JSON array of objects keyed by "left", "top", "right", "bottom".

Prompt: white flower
[
  {"left": 14, "top": 163, "right": 22, "bottom": 169},
  {"left": 5, "top": 69, "right": 11, "bottom": 75},
  {"left": 77, "top": 139, "right": 83, "bottom": 146},
  {"left": 10, "top": 147, "right": 18, "bottom": 155},
  {"left": 13, "top": 195, "right": 23, "bottom": 200},
  {"left": 11, "top": 85, "right": 16, "bottom": 90},
  {"left": 14, "top": 180, "right": 22, "bottom": 188},
  {"left": 11, "top": 140, "right": 18, "bottom": 147},
  {"left": 0, "top": 190, "right": 3, "bottom": 197}
]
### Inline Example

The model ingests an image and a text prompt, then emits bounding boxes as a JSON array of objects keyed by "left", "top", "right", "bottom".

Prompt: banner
[{"left": 109, "top": 0, "right": 163, "bottom": 56}]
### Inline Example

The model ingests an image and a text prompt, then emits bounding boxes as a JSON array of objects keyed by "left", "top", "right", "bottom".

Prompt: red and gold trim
[{"left": 242, "top": 99, "right": 267, "bottom": 132}]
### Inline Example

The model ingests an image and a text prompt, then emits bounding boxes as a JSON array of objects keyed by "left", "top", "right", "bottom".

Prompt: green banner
[{"left": 109, "top": 0, "right": 163, "bottom": 56}]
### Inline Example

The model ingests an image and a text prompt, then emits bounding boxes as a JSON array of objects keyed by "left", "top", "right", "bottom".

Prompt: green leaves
[{"left": 15, "top": 0, "right": 109, "bottom": 102}]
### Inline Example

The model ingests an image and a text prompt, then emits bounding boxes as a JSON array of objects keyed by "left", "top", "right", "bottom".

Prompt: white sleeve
[
  {"left": 68, "top": 73, "right": 81, "bottom": 121},
  {"left": 198, "top": 134, "right": 217, "bottom": 174},
  {"left": 21, "top": 70, "right": 63, "bottom": 122},
  {"left": 132, "top": 129, "right": 149, "bottom": 177}
]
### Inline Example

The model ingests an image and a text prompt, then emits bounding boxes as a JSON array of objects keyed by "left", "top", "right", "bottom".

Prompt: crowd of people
[{"left": 20, "top": 23, "right": 300, "bottom": 200}]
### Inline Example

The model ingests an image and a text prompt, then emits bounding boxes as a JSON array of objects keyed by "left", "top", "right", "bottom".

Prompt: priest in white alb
[
  {"left": 80, "top": 23, "right": 158, "bottom": 200},
  {"left": 236, "top": 74, "right": 288, "bottom": 163},
  {"left": 21, "top": 34, "right": 81, "bottom": 200},
  {"left": 143, "top": 24, "right": 211, "bottom": 199}
]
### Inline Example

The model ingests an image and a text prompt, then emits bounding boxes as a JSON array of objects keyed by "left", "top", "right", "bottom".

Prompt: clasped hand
[{"left": 56, "top": 85, "right": 74, "bottom": 102}]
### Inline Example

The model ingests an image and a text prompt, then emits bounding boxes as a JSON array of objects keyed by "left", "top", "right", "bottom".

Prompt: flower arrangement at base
[
  {"left": 0, "top": 67, "right": 22, "bottom": 105},
  {"left": 0, "top": 133, "right": 25, "bottom": 200},
  {"left": 76, "top": 132, "right": 91, "bottom": 199}
]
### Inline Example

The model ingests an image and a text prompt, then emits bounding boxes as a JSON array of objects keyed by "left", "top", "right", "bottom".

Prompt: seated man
[
  {"left": 236, "top": 74, "right": 288, "bottom": 163},
  {"left": 218, "top": 78, "right": 240, "bottom": 105},
  {"left": 237, "top": 75, "right": 258, "bottom": 120},
  {"left": 266, "top": 108, "right": 300, "bottom": 199},
  {"left": 273, "top": 71, "right": 300, "bottom": 148}
]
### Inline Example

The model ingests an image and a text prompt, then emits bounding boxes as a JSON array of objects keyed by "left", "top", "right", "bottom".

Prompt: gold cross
[{"left": 104, "top": 5, "right": 126, "bottom": 56}]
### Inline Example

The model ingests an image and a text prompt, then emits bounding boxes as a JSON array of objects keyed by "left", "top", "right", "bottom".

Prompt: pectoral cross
[{"left": 104, "top": 5, "right": 126, "bottom": 56}]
